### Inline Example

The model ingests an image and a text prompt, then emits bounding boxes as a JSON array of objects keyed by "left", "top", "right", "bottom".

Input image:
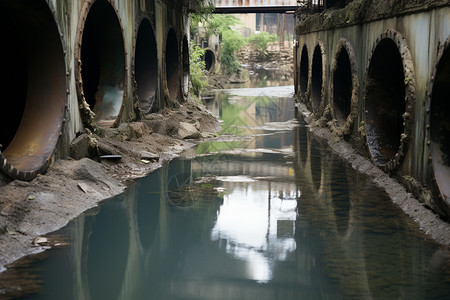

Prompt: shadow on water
[{"left": 2, "top": 72, "right": 450, "bottom": 299}]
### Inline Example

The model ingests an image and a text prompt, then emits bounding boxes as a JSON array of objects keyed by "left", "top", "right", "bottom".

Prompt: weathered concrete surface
[{"left": 294, "top": 0, "right": 450, "bottom": 218}]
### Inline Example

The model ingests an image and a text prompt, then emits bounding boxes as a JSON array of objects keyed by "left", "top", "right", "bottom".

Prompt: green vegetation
[
  {"left": 246, "top": 32, "right": 277, "bottom": 58},
  {"left": 189, "top": 45, "right": 209, "bottom": 98},
  {"left": 190, "top": 3, "right": 247, "bottom": 76},
  {"left": 206, "top": 15, "right": 246, "bottom": 75},
  {"left": 189, "top": 0, "right": 214, "bottom": 97},
  {"left": 190, "top": 0, "right": 214, "bottom": 37}
]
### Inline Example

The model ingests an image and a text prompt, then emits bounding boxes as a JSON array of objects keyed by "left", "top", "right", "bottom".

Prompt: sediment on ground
[{"left": 0, "top": 99, "right": 221, "bottom": 271}]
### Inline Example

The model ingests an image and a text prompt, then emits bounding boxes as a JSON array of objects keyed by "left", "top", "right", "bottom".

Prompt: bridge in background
[{"left": 213, "top": 0, "right": 302, "bottom": 13}]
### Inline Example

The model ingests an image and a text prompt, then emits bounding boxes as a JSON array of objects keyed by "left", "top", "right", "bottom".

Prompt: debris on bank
[{"left": 0, "top": 99, "right": 221, "bottom": 271}]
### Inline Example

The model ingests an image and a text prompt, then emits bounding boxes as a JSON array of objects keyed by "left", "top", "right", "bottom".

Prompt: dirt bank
[
  {"left": 0, "top": 99, "right": 221, "bottom": 272},
  {"left": 297, "top": 102, "right": 450, "bottom": 248}
]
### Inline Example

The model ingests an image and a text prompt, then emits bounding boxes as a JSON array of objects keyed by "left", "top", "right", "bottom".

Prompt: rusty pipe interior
[{"left": 0, "top": 0, "right": 66, "bottom": 177}]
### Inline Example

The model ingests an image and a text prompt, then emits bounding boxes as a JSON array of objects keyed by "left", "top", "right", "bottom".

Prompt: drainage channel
[{"left": 2, "top": 81, "right": 450, "bottom": 299}]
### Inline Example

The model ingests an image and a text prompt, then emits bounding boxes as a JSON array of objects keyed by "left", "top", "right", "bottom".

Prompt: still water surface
[{"left": 3, "top": 71, "right": 450, "bottom": 299}]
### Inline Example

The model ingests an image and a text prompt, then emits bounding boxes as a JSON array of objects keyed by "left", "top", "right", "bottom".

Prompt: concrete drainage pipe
[
  {"left": 0, "top": 0, "right": 66, "bottom": 181},
  {"left": 364, "top": 30, "right": 415, "bottom": 171},
  {"left": 135, "top": 18, "right": 158, "bottom": 115},
  {"left": 429, "top": 36, "right": 450, "bottom": 208},
  {"left": 76, "top": 0, "right": 126, "bottom": 129}
]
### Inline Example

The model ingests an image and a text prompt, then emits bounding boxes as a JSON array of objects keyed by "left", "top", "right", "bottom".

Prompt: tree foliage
[
  {"left": 206, "top": 15, "right": 246, "bottom": 75},
  {"left": 189, "top": 45, "right": 209, "bottom": 97},
  {"left": 246, "top": 32, "right": 277, "bottom": 58}
]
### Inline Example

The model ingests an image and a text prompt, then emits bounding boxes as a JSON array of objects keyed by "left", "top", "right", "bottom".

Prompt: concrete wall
[
  {"left": 0, "top": 0, "right": 190, "bottom": 182},
  {"left": 294, "top": 4, "right": 450, "bottom": 218}
]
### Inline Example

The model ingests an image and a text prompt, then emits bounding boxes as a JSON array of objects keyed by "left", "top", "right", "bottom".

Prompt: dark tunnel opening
[
  {"left": 135, "top": 18, "right": 158, "bottom": 115},
  {"left": 365, "top": 39, "right": 405, "bottom": 165},
  {"left": 311, "top": 45, "right": 323, "bottom": 112},
  {"left": 80, "top": 0, "right": 125, "bottom": 127},
  {"left": 183, "top": 35, "right": 190, "bottom": 96},
  {"left": 430, "top": 44, "right": 450, "bottom": 204},
  {"left": 333, "top": 48, "right": 352, "bottom": 126},
  {"left": 0, "top": 0, "right": 66, "bottom": 179},
  {"left": 299, "top": 45, "right": 309, "bottom": 100},
  {"left": 203, "top": 49, "right": 216, "bottom": 73},
  {"left": 166, "top": 29, "right": 180, "bottom": 101}
]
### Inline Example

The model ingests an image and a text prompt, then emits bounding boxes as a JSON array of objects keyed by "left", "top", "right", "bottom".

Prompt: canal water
[{"left": 2, "top": 69, "right": 450, "bottom": 299}]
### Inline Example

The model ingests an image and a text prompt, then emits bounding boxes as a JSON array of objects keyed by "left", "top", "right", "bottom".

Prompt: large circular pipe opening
[
  {"left": 0, "top": 0, "right": 66, "bottom": 180},
  {"left": 299, "top": 45, "right": 309, "bottom": 100},
  {"left": 78, "top": 0, "right": 126, "bottom": 127},
  {"left": 166, "top": 28, "right": 180, "bottom": 101},
  {"left": 330, "top": 39, "right": 359, "bottom": 136},
  {"left": 135, "top": 18, "right": 158, "bottom": 115},
  {"left": 183, "top": 35, "right": 190, "bottom": 96},
  {"left": 430, "top": 39, "right": 450, "bottom": 205},
  {"left": 364, "top": 37, "right": 408, "bottom": 166},
  {"left": 333, "top": 47, "right": 352, "bottom": 125},
  {"left": 311, "top": 44, "right": 324, "bottom": 113},
  {"left": 203, "top": 49, "right": 216, "bottom": 73}
]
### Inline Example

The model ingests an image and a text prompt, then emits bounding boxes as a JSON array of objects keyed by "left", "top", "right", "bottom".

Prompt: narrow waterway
[{"left": 2, "top": 69, "right": 450, "bottom": 299}]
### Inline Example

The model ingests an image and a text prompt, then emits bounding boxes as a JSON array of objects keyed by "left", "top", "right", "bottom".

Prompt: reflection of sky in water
[{"left": 211, "top": 181, "right": 297, "bottom": 283}]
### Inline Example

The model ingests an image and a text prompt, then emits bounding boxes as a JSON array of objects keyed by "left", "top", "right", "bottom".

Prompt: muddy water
[{"left": 2, "top": 72, "right": 450, "bottom": 299}]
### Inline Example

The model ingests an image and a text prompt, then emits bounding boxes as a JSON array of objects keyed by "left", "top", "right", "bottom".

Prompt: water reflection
[{"left": 2, "top": 87, "right": 450, "bottom": 299}]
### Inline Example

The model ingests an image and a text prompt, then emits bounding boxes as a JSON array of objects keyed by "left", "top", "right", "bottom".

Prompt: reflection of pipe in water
[
  {"left": 71, "top": 194, "right": 131, "bottom": 300},
  {"left": 293, "top": 123, "right": 325, "bottom": 197},
  {"left": 295, "top": 161, "right": 372, "bottom": 299}
]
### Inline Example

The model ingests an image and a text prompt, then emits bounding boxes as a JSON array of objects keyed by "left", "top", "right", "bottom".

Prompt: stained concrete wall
[
  {"left": 0, "top": 0, "right": 191, "bottom": 182},
  {"left": 294, "top": 2, "right": 450, "bottom": 218}
]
